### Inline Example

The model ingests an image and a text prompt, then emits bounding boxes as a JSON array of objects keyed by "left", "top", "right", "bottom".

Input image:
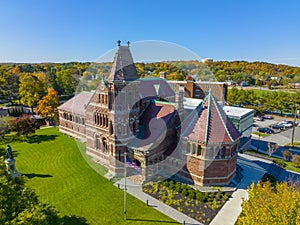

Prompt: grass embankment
[
  {"left": 253, "top": 132, "right": 269, "bottom": 137},
  {"left": 0, "top": 128, "right": 177, "bottom": 225},
  {"left": 245, "top": 150, "right": 300, "bottom": 174}
]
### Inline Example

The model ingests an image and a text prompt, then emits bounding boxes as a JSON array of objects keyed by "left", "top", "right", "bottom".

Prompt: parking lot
[{"left": 253, "top": 116, "right": 300, "bottom": 146}]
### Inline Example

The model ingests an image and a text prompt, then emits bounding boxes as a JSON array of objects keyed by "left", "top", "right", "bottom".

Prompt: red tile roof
[
  {"left": 131, "top": 100, "right": 175, "bottom": 150},
  {"left": 180, "top": 90, "right": 240, "bottom": 143},
  {"left": 58, "top": 92, "right": 93, "bottom": 116}
]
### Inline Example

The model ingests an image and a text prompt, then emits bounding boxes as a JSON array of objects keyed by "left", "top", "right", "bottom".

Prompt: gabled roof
[
  {"left": 139, "top": 78, "right": 175, "bottom": 100},
  {"left": 58, "top": 92, "right": 93, "bottom": 116},
  {"left": 107, "top": 45, "right": 139, "bottom": 81},
  {"left": 180, "top": 90, "right": 240, "bottom": 143}
]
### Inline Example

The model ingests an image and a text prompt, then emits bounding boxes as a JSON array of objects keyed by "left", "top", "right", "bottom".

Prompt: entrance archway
[{"left": 133, "top": 158, "right": 141, "bottom": 167}]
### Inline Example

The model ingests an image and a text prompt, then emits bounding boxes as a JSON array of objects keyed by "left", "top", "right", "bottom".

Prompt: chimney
[
  {"left": 175, "top": 85, "right": 184, "bottom": 119},
  {"left": 159, "top": 72, "right": 166, "bottom": 80}
]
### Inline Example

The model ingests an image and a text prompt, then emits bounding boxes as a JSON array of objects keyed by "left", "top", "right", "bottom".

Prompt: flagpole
[{"left": 124, "top": 151, "right": 127, "bottom": 220}]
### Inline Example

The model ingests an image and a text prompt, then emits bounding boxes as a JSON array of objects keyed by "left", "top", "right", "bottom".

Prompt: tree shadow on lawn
[
  {"left": 23, "top": 173, "right": 53, "bottom": 179},
  {"left": 127, "top": 218, "right": 179, "bottom": 224},
  {"left": 26, "top": 134, "right": 58, "bottom": 144},
  {"left": 60, "top": 215, "right": 89, "bottom": 225}
]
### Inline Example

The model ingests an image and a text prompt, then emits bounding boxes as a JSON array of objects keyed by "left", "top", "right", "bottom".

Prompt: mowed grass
[{"left": 1, "top": 128, "right": 177, "bottom": 225}]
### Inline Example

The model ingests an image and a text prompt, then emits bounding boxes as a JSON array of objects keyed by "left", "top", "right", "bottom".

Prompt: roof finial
[
  {"left": 117, "top": 40, "right": 121, "bottom": 46},
  {"left": 127, "top": 41, "right": 130, "bottom": 47}
]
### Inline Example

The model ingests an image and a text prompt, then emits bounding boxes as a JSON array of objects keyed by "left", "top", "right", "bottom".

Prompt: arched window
[
  {"left": 221, "top": 146, "right": 226, "bottom": 158},
  {"left": 95, "top": 135, "right": 100, "bottom": 150},
  {"left": 197, "top": 145, "right": 202, "bottom": 156},
  {"left": 94, "top": 113, "right": 97, "bottom": 124},
  {"left": 187, "top": 142, "right": 191, "bottom": 154},
  {"left": 192, "top": 143, "right": 196, "bottom": 154}
]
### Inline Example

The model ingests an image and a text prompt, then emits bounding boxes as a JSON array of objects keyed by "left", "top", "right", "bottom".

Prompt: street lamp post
[{"left": 291, "top": 104, "right": 299, "bottom": 147}]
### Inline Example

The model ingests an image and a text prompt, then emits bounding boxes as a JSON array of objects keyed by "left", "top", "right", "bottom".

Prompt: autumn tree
[
  {"left": 292, "top": 154, "right": 300, "bottom": 167},
  {"left": 237, "top": 181, "right": 300, "bottom": 225},
  {"left": 19, "top": 73, "right": 45, "bottom": 112},
  {"left": 36, "top": 88, "right": 59, "bottom": 124},
  {"left": 282, "top": 150, "right": 292, "bottom": 161}
]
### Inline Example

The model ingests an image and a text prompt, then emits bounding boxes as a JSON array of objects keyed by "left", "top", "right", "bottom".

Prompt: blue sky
[{"left": 1, "top": 0, "right": 300, "bottom": 66}]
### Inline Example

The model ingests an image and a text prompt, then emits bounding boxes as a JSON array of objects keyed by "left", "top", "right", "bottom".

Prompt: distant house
[{"left": 201, "top": 58, "right": 213, "bottom": 63}]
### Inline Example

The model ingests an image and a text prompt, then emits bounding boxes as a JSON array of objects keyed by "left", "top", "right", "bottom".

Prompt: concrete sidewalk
[
  {"left": 114, "top": 178, "right": 202, "bottom": 225},
  {"left": 115, "top": 154, "right": 269, "bottom": 225},
  {"left": 210, "top": 154, "right": 267, "bottom": 225}
]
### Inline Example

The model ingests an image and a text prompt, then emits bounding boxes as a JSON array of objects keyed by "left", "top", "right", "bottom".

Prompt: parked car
[
  {"left": 270, "top": 124, "right": 286, "bottom": 130},
  {"left": 254, "top": 116, "right": 264, "bottom": 121},
  {"left": 258, "top": 127, "right": 275, "bottom": 134},
  {"left": 263, "top": 115, "right": 274, "bottom": 119},
  {"left": 278, "top": 121, "right": 293, "bottom": 128}
]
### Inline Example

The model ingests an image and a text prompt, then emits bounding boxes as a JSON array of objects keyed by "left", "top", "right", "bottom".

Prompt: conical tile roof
[{"left": 180, "top": 90, "right": 240, "bottom": 143}]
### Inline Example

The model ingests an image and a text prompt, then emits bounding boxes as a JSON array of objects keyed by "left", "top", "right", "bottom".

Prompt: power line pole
[
  {"left": 124, "top": 151, "right": 127, "bottom": 220},
  {"left": 291, "top": 104, "right": 299, "bottom": 147}
]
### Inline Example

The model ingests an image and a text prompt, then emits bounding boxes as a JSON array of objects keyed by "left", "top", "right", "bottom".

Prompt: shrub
[
  {"left": 292, "top": 154, "right": 300, "bottom": 167},
  {"left": 188, "top": 190, "right": 195, "bottom": 199},
  {"left": 175, "top": 182, "right": 182, "bottom": 193},
  {"left": 211, "top": 198, "right": 221, "bottom": 209},
  {"left": 273, "top": 159, "right": 287, "bottom": 168},
  {"left": 181, "top": 188, "right": 188, "bottom": 196},
  {"left": 168, "top": 180, "right": 175, "bottom": 189},
  {"left": 282, "top": 150, "right": 292, "bottom": 161},
  {"left": 196, "top": 192, "right": 206, "bottom": 202},
  {"left": 215, "top": 191, "right": 224, "bottom": 201},
  {"left": 223, "top": 193, "right": 231, "bottom": 201}
]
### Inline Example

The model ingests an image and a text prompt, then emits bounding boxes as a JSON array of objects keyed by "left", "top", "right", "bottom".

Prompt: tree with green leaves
[
  {"left": 19, "top": 73, "right": 45, "bottom": 112},
  {"left": 0, "top": 116, "right": 10, "bottom": 138}
]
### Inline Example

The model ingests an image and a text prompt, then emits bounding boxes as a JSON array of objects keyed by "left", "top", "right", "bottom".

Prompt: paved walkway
[
  {"left": 114, "top": 178, "right": 202, "bottom": 225},
  {"left": 114, "top": 153, "right": 276, "bottom": 225},
  {"left": 210, "top": 154, "right": 267, "bottom": 225}
]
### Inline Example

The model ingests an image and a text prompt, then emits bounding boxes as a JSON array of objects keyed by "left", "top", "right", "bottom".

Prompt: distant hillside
[
  {"left": 1, "top": 60, "right": 299, "bottom": 103},
  {"left": 169, "top": 60, "right": 300, "bottom": 85}
]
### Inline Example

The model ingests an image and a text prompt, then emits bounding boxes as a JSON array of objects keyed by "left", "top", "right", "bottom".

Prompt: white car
[{"left": 279, "top": 121, "right": 293, "bottom": 128}]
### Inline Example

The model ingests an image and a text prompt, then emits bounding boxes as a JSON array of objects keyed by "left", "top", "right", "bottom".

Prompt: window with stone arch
[
  {"left": 197, "top": 145, "right": 202, "bottom": 156},
  {"left": 186, "top": 142, "right": 191, "bottom": 154},
  {"left": 192, "top": 143, "right": 196, "bottom": 154},
  {"left": 221, "top": 146, "right": 226, "bottom": 158},
  {"left": 102, "top": 137, "right": 107, "bottom": 153},
  {"left": 94, "top": 135, "right": 100, "bottom": 150}
]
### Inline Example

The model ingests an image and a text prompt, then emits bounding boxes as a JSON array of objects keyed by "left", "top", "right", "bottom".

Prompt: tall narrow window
[
  {"left": 187, "top": 142, "right": 191, "bottom": 154},
  {"left": 197, "top": 145, "right": 202, "bottom": 156},
  {"left": 192, "top": 144, "right": 196, "bottom": 154},
  {"left": 221, "top": 146, "right": 226, "bottom": 158}
]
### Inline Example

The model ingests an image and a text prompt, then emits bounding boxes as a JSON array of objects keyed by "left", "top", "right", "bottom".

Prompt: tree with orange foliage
[{"left": 36, "top": 88, "right": 59, "bottom": 125}]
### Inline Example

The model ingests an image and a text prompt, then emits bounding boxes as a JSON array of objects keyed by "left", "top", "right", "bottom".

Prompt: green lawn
[
  {"left": 1, "top": 128, "right": 177, "bottom": 225},
  {"left": 253, "top": 132, "right": 269, "bottom": 137}
]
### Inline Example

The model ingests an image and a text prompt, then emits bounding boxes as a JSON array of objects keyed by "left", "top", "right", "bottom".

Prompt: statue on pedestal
[{"left": 4, "top": 144, "right": 19, "bottom": 178}]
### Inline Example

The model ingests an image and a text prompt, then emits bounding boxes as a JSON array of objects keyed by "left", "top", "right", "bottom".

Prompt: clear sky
[{"left": 1, "top": 0, "right": 300, "bottom": 66}]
